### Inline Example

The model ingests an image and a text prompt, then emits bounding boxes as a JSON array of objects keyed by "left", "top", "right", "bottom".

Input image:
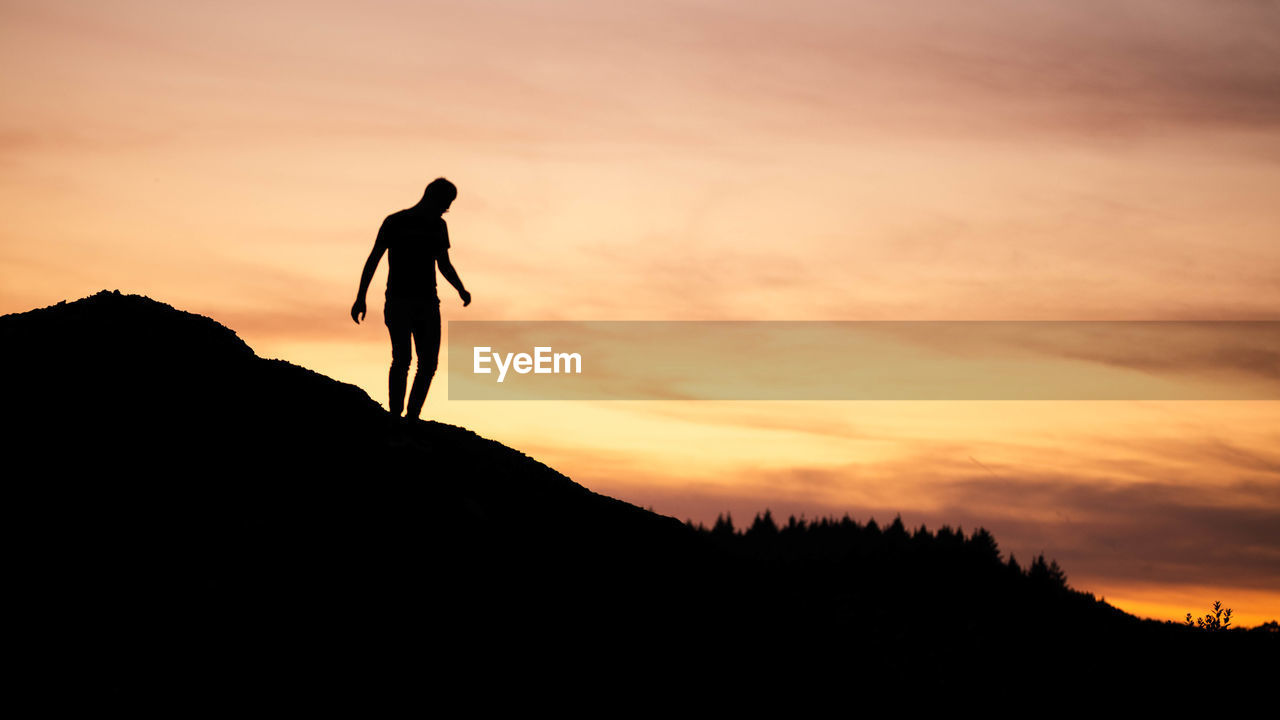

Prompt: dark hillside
[{"left": 3, "top": 291, "right": 1272, "bottom": 700}]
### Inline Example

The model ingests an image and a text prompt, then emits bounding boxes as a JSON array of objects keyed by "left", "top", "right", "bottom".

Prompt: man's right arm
[{"left": 351, "top": 219, "right": 390, "bottom": 324}]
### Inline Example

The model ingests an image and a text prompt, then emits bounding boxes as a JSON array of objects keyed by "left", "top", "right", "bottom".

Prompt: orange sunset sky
[{"left": 2, "top": 0, "right": 1278, "bottom": 625}]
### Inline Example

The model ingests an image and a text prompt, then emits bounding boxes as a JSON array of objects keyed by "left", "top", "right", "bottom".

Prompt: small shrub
[{"left": 1185, "top": 601, "right": 1232, "bottom": 631}]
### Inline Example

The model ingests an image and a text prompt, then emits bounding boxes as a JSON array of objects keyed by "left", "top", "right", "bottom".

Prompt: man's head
[{"left": 421, "top": 177, "right": 457, "bottom": 214}]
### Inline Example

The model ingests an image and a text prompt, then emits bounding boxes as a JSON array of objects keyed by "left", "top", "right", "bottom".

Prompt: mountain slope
[
  {"left": 3, "top": 291, "right": 1272, "bottom": 699},
  {"left": 4, "top": 291, "right": 721, "bottom": 696}
]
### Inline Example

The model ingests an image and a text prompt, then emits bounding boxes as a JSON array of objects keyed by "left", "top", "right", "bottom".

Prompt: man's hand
[
  {"left": 351, "top": 297, "right": 367, "bottom": 324},
  {"left": 459, "top": 288, "right": 472, "bottom": 307}
]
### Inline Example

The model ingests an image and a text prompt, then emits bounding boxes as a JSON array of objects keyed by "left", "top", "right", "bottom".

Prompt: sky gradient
[{"left": 3, "top": 0, "right": 1278, "bottom": 625}]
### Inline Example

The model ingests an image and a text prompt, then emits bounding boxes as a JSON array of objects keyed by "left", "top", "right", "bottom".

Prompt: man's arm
[
  {"left": 437, "top": 249, "right": 471, "bottom": 307},
  {"left": 351, "top": 221, "right": 389, "bottom": 324}
]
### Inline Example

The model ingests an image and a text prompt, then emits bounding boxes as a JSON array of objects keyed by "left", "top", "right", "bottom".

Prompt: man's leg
[
  {"left": 405, "top": 302, "right": 442, "bottom": 420},
  {"left": 385, "top": 303, "right": 412, "bottom": 417}
]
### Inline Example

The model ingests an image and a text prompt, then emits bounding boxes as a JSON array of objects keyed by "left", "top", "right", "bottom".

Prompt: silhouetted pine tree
[
  {"left": 885, "top": 515, "right": 909, "bottom": 547},
  {"left": 711, "top": 513, "right": 735, "bottom": 539},
  {"left": 748, "top": 509, "right": 779, "bottom": 537},
  {"left": 1007, "top": 553, "right": 1022, "bottom": 575},
  {"left": 967, "top": 528, "right": 1000, "bottom": 563},
  {"left": 1028, "top": 553, "right": 1067, "bottom": 588}
]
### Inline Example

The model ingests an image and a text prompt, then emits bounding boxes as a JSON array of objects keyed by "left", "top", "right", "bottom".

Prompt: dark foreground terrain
[{"left": 3, "top": 291, "right": 1273, "bottom": 700}]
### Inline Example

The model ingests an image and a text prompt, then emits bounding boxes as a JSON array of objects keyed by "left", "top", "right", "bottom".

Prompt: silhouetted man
[{"left": 351, "top": 178, "right": 471, "bottom": 422}]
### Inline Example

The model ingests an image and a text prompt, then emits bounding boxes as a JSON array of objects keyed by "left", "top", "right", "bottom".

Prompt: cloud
[
  {"left": 1005, "top": 323, "right": 1280, "bottom": 395},
  {"left": 893, "top": 0, "right": 1280, "bottom": 135},
  {"left": 590, "top": 445, "right": 1280, "bottom": 594},
  {"left": 929, "top": 475, "right": 1280, "bottom": 589},
  {"left": 622, "top": 0, "right": 1280, "bottom": 141}
]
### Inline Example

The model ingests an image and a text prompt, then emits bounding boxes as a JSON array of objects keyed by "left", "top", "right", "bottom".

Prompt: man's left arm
[{"left": 437, "top": 249, "right": 471, "bottom": 306}]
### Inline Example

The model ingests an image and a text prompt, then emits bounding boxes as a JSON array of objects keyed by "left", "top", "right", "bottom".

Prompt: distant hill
[{"left": 2, "top": 291, "right": 1272, "bottom": 700}]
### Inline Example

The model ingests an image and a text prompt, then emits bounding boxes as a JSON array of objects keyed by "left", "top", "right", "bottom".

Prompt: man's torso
[{"left": 383, "top": 207, "right": 449, "bottom": 302}]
